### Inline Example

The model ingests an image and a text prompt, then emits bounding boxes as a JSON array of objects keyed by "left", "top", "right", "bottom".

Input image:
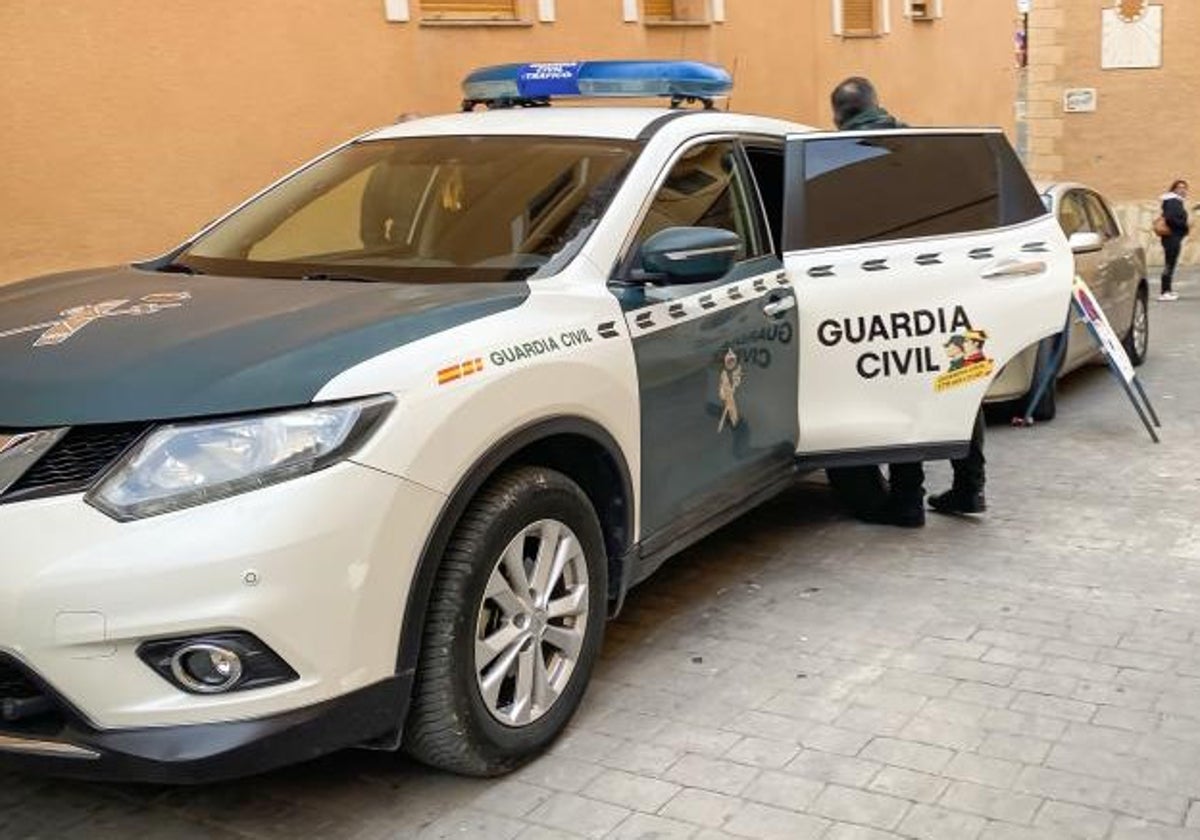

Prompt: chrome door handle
[
  {"left": 762, "top": 296, "right": 796, "bottom": 318},
  {"left": 980, "top": 259, "right": 1047, "bottom": 279}
]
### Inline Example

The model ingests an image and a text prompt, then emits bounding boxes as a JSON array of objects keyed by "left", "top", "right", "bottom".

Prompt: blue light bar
[{"left": 462, "top": 60, "right": 733, "bottom": 109}]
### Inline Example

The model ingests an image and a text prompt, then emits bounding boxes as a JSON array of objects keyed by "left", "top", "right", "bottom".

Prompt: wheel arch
[{"left": 393, "top": 416, "right": 635, "bottom": 691}]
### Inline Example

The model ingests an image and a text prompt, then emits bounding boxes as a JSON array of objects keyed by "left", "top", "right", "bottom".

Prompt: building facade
[
  {"left": 0, "top": 0, "right": 1019, "bottom": 284},
  {"left": 1026, "top": 0, "right": 1200, "bottom": 263}
]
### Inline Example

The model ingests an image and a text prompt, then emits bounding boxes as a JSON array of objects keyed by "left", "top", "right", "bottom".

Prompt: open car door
[{"left": 781, "top": 129, "right": 1073, "bottom": 466}]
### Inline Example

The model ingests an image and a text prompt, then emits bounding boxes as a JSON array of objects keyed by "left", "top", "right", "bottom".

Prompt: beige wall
[
  {"left": 1027, "top": 0, "right": 1200, "bottom": 264},
  {"left": 0, "top": 0, "right": 1017, "bottom": 285}
]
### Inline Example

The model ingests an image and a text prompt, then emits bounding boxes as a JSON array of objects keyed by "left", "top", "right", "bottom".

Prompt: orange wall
[{"left": 0, "top": 0, "right": 1016, "bottom": 285}]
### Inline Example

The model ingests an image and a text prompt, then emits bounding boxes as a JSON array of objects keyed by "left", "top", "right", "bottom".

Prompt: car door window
[
  {"left": 634, "top": 140, "right": 765, "bottom": 264},
  {"left": 1058, "top": 192, "right": 1092, "bottom": 238},
  {"left": 1082, "top": 192, "right": 1120, "bottom": 239}
]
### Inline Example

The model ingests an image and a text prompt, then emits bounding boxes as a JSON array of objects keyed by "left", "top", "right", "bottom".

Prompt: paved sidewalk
[{"left": 4, "top": 272, "right": 1200, "bottom": 840}]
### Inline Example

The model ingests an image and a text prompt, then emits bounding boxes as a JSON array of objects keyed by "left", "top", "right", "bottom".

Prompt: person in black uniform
[
  {"left": 1157, "top": 179, "right": 1189, "bottom": 302},
  {"left": 825, "top": 77, "right": 987, "bottom": 526}
]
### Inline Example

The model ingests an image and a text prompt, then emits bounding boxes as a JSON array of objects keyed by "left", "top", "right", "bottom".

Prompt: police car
[{"left": 0, "top": 61, "right": 1072, "bottom": 782}]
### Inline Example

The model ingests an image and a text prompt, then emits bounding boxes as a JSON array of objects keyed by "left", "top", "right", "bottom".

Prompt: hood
[{"left": 0, "top": 266, "right": 528, "bottom": 427}]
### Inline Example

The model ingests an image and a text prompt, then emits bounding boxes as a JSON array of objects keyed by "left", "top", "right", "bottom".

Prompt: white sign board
[
  {"left": 1017, "top": 0, "right": 1031, "bottom": 13},
  {"left": 1063, "top": 88, "right": 1098, "bottom": 113},
  {"left": 1072, "top": 276, "right": 1135, "bottom": 384}
]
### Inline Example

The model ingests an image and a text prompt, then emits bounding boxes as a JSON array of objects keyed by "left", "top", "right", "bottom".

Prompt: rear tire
[
  {"left": 404, "top": 466, "right": 607, "bottom": 776},
  {"left": 1122, "top": 285, "right": 1149, "bottom": 366}
]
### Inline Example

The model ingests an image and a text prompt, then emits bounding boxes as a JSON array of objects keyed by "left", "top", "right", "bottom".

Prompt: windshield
[{"left": 176, "top": 136, "right": 639, "bottom": 283}]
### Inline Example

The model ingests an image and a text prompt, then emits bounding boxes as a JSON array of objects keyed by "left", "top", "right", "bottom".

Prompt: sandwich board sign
[{"left": 1023, "top": 276, "right": 1160, "bottom": 441}]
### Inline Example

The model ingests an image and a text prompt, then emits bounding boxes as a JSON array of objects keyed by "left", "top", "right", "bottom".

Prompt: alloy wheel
[{"left": 474, "top": 519, "right": 589, "bottom": 727}]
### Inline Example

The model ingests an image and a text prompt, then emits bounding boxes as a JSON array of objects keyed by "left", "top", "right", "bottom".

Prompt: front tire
[
  {"left": 404, "top": 466, "right": 607, "bottom": 776},
  {"left": 1122, "top": 285, "right": 1149, "bottom": 366}
]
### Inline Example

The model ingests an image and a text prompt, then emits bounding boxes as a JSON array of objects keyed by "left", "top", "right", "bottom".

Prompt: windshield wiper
[{"left": 299, "top": 272, "right": 387, "bottom": 283}]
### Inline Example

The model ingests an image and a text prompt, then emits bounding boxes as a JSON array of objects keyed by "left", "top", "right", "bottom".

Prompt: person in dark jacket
[
  {"left": 1158, "top": 179, "right": 1189, "bottom": 302},
  {"left": 825, "top": 78, "right": 926, "bottom": 528},
  {"left": 824, "top": 77, "right": 988, "bottom": 527}
]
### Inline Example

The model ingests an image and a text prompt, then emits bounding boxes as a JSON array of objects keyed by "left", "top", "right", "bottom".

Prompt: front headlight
[{"left": 86, "top": 396, "right": 393, "bottom": 521}]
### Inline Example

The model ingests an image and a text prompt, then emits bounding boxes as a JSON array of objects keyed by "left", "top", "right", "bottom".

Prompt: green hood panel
[{"left": 0, "top": 266, "right": 527, "bottom": 427}]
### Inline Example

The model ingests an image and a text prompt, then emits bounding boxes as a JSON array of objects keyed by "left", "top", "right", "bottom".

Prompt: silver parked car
[{"left": 986, "top": 182, "right": 1148, "bottom": 420}]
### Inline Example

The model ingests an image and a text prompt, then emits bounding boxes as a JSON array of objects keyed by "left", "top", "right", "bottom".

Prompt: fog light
[
  {"left": 171, "top": 644, "right": 244, "bottom": 694},
  {"left": 138, "top": 631, "right": 297, "bottom": 695}
]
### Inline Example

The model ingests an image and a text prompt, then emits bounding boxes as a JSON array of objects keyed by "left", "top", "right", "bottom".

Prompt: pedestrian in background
[{"left": 1157, "top": 179, "right": 1189, "bottom": 302}]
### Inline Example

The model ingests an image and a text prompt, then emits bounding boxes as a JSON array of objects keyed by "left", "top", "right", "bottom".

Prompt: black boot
[
  {"left": 859, "top": 491, "right": 926, "bottom": 528},
  {"left": 928, "top": 487, "right": 987, "bottom": 515}
]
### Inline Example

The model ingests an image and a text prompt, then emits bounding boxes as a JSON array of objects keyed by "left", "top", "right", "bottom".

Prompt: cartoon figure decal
[
  {"left": 717, "top": 348, "right": 743, "bottom": 432},
  {"left": 934, "top": 328, "right": 995, "bottom": 391}
]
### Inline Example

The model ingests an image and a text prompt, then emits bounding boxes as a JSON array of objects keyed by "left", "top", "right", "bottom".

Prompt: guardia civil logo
[{"left": 0, "top": 292, "right": 191, "bottom": 348}]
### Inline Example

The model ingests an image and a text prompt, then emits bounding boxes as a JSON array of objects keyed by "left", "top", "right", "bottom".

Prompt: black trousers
[
  {"left": 1162, "top": 235, "right": 1183, "bottom": 294},
  {"left": 828, "top": 409, "right": 985, "bottom": 512}
]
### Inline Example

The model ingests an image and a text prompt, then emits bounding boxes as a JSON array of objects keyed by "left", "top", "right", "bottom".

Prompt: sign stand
[{"left": 1020, "top": 277, "right": 1159, "bottom": 442}]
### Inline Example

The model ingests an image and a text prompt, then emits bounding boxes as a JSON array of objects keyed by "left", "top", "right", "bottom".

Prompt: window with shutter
[
  {"left": 644, "top": 0, "right": 675, "bottom": 19},
  {"left": 842, "top": 0, "right": 878, "bottom": 34},
  {"left": 420, "top": 0, "right": 519, "bottom": 20}
]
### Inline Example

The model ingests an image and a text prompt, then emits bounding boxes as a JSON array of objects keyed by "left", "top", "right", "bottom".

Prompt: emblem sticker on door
[
  {"left": 934, "top": 329, "right": 995, "bottom": 392},
  {"left": 717, "top": 348, "right": 744, "bottom": 432}
]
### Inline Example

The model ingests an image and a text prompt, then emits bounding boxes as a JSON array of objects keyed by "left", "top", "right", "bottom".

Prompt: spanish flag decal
[{"left": 437, "top": 357, "right": 484, "bottom": 386}]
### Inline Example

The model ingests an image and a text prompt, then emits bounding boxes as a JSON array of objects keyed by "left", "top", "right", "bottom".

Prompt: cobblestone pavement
[{"left": 4, "top": 272, "right": 1200, "bottom": 840}]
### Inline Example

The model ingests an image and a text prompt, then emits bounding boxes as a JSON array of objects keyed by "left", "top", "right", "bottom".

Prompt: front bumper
[{"left": 0, "top": 673, "right": 409, "bottom": 783}]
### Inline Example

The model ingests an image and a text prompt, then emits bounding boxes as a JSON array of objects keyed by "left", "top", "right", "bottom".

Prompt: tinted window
[
  {"left": 795, "top": 134, "right": 1043, "bottom": 249},
  {"left": 634, "top": 140, "right": 766, "bottom": 264}
]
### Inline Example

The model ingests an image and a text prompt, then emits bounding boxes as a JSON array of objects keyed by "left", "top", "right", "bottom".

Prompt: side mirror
[
  {"left": 637, "top": 226, "right": 740, "bottom": 285},
  {"left": 1068, "top": 231, "right": 1103, "bottom": 254}
]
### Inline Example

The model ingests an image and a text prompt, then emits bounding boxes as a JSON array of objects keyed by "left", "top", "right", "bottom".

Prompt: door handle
[
  {"left": 980, "top": 259, "right": 1047, "bottom": 280},
  {"left": 762, "top": 296, "right": 796, "bottom": 318}
]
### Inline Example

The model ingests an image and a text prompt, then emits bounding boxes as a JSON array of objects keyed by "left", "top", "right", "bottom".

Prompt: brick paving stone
[
  {"left": 867, "top": 766, "right": 950, "bottom": 804},
  {"left": 606, "top": 812, "right": 699, "bottom": 840},
  {"left": 898, "top": 716, "right": 985, "bottom": 752},
  {"left": 416, "top": 809, "right": 527, "bottom": 840},
  {"left": 740, "top": 770, "right": 824, "bottom": 811},
  {"left": 834, "top": 705, "right": 914, "bottom": 736},
  {"left": 942, "top": 752, "right": 1022, "bottom": 789},
  {"left": 799, "top": 725, "right": 873, "bottom": 756},
  {"left": 472, "top": 780, "right": 556, "bottom": 819},
  {"left": 1108, "top": 818, "right": 1200, "bottom": 839},
  {"left": 1094, "top": 707, "right": 1160, "bottom": 733},
  {"left": 663, "top": 755, "right": 758, "bottom": 798},
  {"left": 586, "top": 769, "right": 681, "bottom": 813},
  {"left": 980, "top": 708, "right": 1069, "bottom": 740},
  {"left": 517, "top": 755, "right": 608, "bottom": 793},
  {"left": 1033, "top": 800, "right": 1114, "bottom": 840},
  {"left": 938, "top": 780, "right": 1042, "bottom": 824},
  {"left": 1011, "top": 669, "right": 1079, "bottom": 697},
  {"left": 977, "top": 732, "right": 1052, "bottom": 765},
  {"left": 600, "top": 742, "right": 684, "bottom": 777},
  {"left": 653, "top": 722, "right": 744, "bottom": 758},
  {"left": 1009, "top": 692, "right": 1097, "bottom": 722},
  {"left": 659, "top": 789, "right": 743, "bottom": 828},
  {"left": 783, "top": 750, "right": 882, "bottom": 787},
  {"left": 948, "top": 684, "right": 1016, "bottom": 711},
  {"left": 938, "top": 659, "right": 1017, "bottom": 687},
  {"left": 809, "top": 785, "right": 910, "bottom": 831},
  {"left": 860, "top": 738, "right": 953, "bottom": 775},
  {"left": 721, "top": 802, "right": 829, "bottom": 840},
  {"left": 896, "top": 803, "right": 986, "bottom": 840},
  {"left": 722, "top": 736, "right": 799, "bottom": 769},
  {"left": 977, "top": 824, "right": 1065, "bottom": 840},
  {"left": 527, "top": 792, "right": 630, "bottom": 839},
  {"left": 822, "top": 825, "right": 906, "bottom": 840},
  {"left": 1013, "top": 767, "right": 1115, "bottom": 809}
]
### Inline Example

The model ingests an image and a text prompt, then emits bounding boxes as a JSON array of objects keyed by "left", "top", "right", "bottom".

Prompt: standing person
[
  {"left": 1158, "top": 179, "right": 1189, "bottom": 302},
  {"left": 826, "top": 77, "right": 926, "bottom": 528},
  {"left": 824, "top": 77, "right": 988, "bottom": 526}
]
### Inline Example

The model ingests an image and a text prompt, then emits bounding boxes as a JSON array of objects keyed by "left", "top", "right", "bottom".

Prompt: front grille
[{"left": 1, "top": 423, "right": 149, "bottom": 502}]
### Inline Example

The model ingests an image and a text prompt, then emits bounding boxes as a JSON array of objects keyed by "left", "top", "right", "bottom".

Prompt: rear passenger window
[{"left": 793, "top": 134, "right": 1044, "bottom": 250}]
